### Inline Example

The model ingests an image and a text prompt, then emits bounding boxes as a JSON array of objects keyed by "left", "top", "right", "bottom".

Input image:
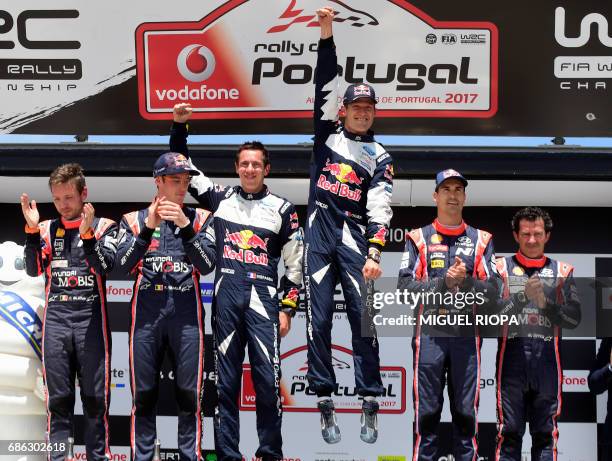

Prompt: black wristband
[{"left": 179, "top": 224, "right": 195, "bottom": 241}]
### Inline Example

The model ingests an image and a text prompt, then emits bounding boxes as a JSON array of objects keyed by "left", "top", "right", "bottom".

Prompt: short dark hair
[
  {"left": 511, "top": 206, "right": 553, "bottom": 233},
  {"left": 235, "top": 141, "right": 270, "bottom": 167},
  {"left": 49, "top": 163, "right": 86, "bottom": 193}
]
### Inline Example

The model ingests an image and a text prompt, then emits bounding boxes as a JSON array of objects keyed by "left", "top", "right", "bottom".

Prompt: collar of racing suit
[
  {"left": 61, "top": 217, "right": 83, "bottom": 229},
  {"left": 237, "top": 185, "right": 269, "bottom": 201},
  {"left": 515, "top": 251, "right": 548, "bottom": 268},
  {"left": 342, "top": 127, "right": 375, "bottom": 143},
  {"left": 433, "top": 219, "right": 467, "bottom": 236}
]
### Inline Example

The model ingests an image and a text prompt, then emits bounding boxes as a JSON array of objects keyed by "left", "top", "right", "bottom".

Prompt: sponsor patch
[
  {"left": 428, "top": 244, "right": 448, "bottom": 252},
  {"left": 53, "top": 238, "right": 64, "bottom": 255},
  {"left": 51, "top": 259, "right": 68, "bottom": 268},
  {"left": 431, "top": 259, "right": 445, "bottom": 269}
]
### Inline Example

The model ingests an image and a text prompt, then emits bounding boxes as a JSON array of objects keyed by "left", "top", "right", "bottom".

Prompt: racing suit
[
  {"left": 116, "top": 206, "right": 216, "bottom": 461},
  {"left": 24, "top": 216, "right": 117, "bottom": 461},
  {"left": 170, "top": 123, "right": 304, "bottom": 461},
  {"left": 305, "top": 35, "right": 393, "bottom": 398},
  {"left": 495, "top": 253, "right": 580, "bottom": 461},
  {"left": 397, "top": 219, "right": 497, "bottom": 461},
  {"left": 588, "top": 338, "right": 612, "bottom": 461}
]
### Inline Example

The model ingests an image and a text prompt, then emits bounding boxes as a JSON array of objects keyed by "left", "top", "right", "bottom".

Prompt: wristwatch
[{"left": 367, "top": 248, "right": 381, "bottom": 264}]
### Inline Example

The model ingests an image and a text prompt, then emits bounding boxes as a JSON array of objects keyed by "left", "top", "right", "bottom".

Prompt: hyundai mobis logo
[{"left": 136, "top": 0, "right": 497, "bottom": 120}]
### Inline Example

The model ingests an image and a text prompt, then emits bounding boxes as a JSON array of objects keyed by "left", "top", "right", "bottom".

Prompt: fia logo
[{"left": 555, "top": 7, "right": 612, "bottom": 48}]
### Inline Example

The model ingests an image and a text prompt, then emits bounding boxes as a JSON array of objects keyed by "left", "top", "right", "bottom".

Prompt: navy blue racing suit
[
  {"left": 170, "top": 123, "right": 304, "bottom": 461},
  {"left": 397, "top": 220, "right": 497, "bottom": 461},
  {"left": 588, "top": 338, "right": 612, "bottom": 461},
  {"left": 305, "top": 35, "right": 393, "bottom": 398},
  {"left": 495, "top": 253, "right": 580, "bottom": 461},
  {"left": 24, "top": 216, "right": 117, "bottom": 461},
  {"left": 116, "top": 207, "right": 216, "bottom": 461}
]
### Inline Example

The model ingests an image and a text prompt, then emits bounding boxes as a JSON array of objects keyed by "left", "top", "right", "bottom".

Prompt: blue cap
[
  {"left": 343, "top": 83, "right": 377, "bottom": 105},
  {"left": 153, "top": 152, "right": 200, "bottom": 178},
  {"left": 435, "top": 169, "right": 468, "bottom": 190}
]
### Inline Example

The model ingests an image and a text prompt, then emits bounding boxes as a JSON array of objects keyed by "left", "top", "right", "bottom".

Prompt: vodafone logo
[
  {"left": 562, "top": 370, "right": 590, "bottom": 392},
  {"left": 177, "top": 44, "right": 216, "bottom": 82}
]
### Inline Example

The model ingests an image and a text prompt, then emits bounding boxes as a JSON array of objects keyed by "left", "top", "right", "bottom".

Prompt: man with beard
[{"left": 21, "top": 163, "right": 117, "bottom": 461}]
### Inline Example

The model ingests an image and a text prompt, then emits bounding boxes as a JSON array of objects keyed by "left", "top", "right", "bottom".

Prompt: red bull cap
[
  {"left": 153, "top": 152, "right": 200, "bottom": 178},
  {"left": 343, "top": 83, "right": 377, "bottom": 105}
]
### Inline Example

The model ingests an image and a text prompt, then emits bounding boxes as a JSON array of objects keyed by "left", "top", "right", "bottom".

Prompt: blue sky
[{"left": 2, "top": 133, "right": 612, "bottom": 147}]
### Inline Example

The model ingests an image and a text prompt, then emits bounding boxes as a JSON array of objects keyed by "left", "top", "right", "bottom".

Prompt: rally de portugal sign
[
  {"left": 1, "top": 1, "right": 612, "bottom": 135},
  {"left": 136, "top": 0, "right": 497, "bottom": 119}
]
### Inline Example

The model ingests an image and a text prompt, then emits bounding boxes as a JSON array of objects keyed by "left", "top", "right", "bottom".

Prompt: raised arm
[
  {"left": 313, "top": 7, "right": 340, "bottom": 144},
  {"left": 170, "top": 103, "right": 229, "bottom": 212}
]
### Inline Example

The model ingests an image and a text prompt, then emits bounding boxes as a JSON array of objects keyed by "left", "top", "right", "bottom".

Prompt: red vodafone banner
[{"left": 135, "top": 0, "right": 497, "bottom": 120}]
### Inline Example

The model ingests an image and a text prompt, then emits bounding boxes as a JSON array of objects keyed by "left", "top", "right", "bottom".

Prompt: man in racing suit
[
  {"left": 116, "top": 152, "right": 216, "bottom": 461},
  {"left": 21, "top": 163, "right": 117, "bottom": 461},
  {"left": 398, "top": 169, "right": 498, "bottom": 461},
  {"left": 170, "top": 103, "right": 303, "bottom": 461},
  {"left": 307, "top": 7, "right": 394, "bottom": 444},
  {"left": 495, "top": 207, "right": 580, "bottom": 460}
]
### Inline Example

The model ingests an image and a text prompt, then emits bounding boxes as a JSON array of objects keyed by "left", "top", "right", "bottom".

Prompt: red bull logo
[
  {"left": 384, "top": 164, "right": 394, "bottom": 181},
  {"left": 318, "top": 161, "right": 363, "bottom": 202},
  {"left": 322, "top": 161, "right": 363, "bottom": 185},
  {"left": 224, "top": 229, "right": 269, "bottom": 251},
  {"left": 172, "top": 154, "right": 190, "bottom": 168},
  {"left": 223, "top": 229, "right": 269, "bottom": 266},
  {"left": 353, "top": 84, "right": 372, "bottom": 98},
  {"left": 283, "top": 287, "right": 300, "bottom": 307},
  {"left": 370, "top": 227, "right": 387, "bottom": 246}
]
